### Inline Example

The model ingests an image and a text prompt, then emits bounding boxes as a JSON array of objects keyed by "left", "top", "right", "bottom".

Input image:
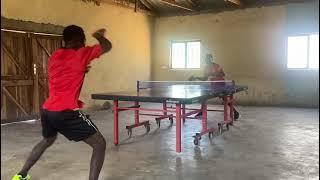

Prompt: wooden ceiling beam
[
  {"left": 225, "top": 0, "right": 241, "bottom": 5},
  {"left": 139, "top": 0, "right": 156, "bottom": 11},
  {"left": 101, "top": 0, "right": 156, "bottom": 16},
  {"left": 186, "top": 0, "right": 197, "bottom": 6},
  {"left": 159, "top": 0, "right": 195, "bottom": 11}
]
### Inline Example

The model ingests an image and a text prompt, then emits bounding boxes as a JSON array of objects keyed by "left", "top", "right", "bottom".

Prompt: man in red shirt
[
  {"left": 204, "top": 54, "right": 225, "bottom": 81},
  {"left": 189, "top": 54, "right": 225, "bottom": 81},
  {"left": 189, "top": 54, "right": 239, "bottom": 119},
  {"left": 12, "top": 25, "right": 112, "bottom": 180}
]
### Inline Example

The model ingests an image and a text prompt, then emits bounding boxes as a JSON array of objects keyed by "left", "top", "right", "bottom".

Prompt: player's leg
[
  {"left": 59, "top": 110, "right": 106, "bottom": 180},
  {"left": 12, "top": 109, "right": 58, "bottom": 180},
  {"left": 83, "top": 132, "right": 106, "bottom": 180},
  {"left": 16, "top": 136, "right": 57, "bottom": 178}
]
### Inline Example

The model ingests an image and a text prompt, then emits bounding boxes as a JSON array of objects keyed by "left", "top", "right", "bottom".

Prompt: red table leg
[
  {"left": 193, "top": 101, "right": 215, "bottom": 145},
  {"left": 230, "top": 95, "right": 234, "bottom": 122},
  {"left": 176, "top": 103, "right": 182, "bottom": 153},
  {"left": 201, "top": 102, "right": 208, "bottom": 131},
  {"left": 218, "top": 96, "right": 233, "bottom": 134},
  {"left": 113, "top": 100, "right": 119, "bottom": 145}
]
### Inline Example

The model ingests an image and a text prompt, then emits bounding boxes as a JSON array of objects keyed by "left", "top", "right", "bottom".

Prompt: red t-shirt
[
  {"left": 204, "top": 63, "right": 225, "bottom": 81},
  {"left": 42, "top": 45, "right": 102, "bottom": 111},
  {"left": 205, "top": 63, "right": 225, "bottom": 89}
]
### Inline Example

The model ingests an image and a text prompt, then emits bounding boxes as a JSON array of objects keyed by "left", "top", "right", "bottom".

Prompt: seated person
[{"left": 189, "top": 54, "right": 239, "bottom": 119}]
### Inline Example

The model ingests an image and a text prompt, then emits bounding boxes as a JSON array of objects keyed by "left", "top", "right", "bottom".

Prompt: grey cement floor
[{"left": 1, "top": 104, "right": 319, "bottom": 180}]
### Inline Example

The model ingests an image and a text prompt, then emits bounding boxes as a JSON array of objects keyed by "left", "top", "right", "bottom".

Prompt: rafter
[
  {"left": 225, "top": 0, "right": 241, "bottom": 5},
  {"left": 81, "top": 0, "right": 102, "bottom": 6},
  {"left": 186, "top": 0, "right": 197, "bottom": 7},
  {"left": 135, "top": 0, "right": 138, "bottom": 12},
  {"left": 139, "top": 0, "right": 156, "bottom": 11},
  {"left": 159, "top": 0, "right": 195, "bottom": 11},
  {"left": 101, "top": 0, "right": 157, "bottom": 16}
]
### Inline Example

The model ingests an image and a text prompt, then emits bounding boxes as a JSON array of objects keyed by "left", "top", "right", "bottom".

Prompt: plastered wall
[
  {"left": 152, "top": 4, "right": 319, "bottom": 107},
  {"left": 2, "top": 0, "right": 154, "bottom": 109},
  {"left": 2, "top": 1, "right": 318, "bottom": 108}
]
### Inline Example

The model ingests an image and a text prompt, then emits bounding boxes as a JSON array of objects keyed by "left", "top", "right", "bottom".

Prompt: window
[
  {"left": 171, "top": 41, "right": 200, "bottom": 69},
  {"left": 287, "top": 34, "right": 319, "bottom": 69}
]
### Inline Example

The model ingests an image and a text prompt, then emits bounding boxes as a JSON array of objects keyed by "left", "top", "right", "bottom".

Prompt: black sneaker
[{"left": 234, "top": 110, "right": 240, "bottom": 120}]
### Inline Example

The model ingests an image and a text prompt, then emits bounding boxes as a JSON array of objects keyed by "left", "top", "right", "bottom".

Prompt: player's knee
[
  {"left": 93, "top": 135, "right": 106, "bottom": 151},
  {"left": 96, "top": 137, "right": 106, "bottom": 151},
  {"left": 42, "top": 136, "right": 56, "bottom": 147},
  {"left": 89, "top": 135, "right": 106, "bottom": 150},
  {"left": 85, "top": 132, "right": 106, "bottom": 151}
]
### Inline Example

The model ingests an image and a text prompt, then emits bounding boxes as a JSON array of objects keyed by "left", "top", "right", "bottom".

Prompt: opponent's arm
[
  {"left": 188, "top": 76, "right": 207, "bottom": 81},
  {"left": 208, "top": 71, "right": 225, "bottom": 77}
]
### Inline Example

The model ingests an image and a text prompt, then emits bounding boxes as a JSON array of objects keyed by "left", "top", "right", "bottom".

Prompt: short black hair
[{"left": 63, "top": 25, "right": 85, "bottom": 43}]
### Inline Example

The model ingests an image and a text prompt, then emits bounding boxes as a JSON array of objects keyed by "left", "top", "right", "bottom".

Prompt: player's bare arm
[{"left": 92, "top": 29, "right": 112, "bottom": 54}]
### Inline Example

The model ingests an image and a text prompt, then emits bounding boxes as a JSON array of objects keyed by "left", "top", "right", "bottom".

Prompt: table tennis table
[{"left": 91, "top": 80, "right": 248, "bottom": 153}]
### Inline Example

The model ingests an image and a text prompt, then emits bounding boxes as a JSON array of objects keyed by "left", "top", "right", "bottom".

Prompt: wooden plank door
[
  {"left": 1, "top": 31, "right": 34, "bottom": 123},
  {"left": 1, "top": 30, "right": 62, "bottom": 123},
  {"left": 30, "top": 34, "right": 63, "bottom": 111}
]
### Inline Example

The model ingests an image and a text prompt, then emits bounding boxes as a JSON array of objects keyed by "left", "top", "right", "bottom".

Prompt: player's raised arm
[{"left": 92, "top": 29, "right": 112, "bottom": 54}]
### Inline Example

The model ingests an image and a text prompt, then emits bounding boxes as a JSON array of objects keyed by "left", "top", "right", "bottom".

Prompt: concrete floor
[{"left": 1, "top": 104, "right": 319, "bottom": 180}]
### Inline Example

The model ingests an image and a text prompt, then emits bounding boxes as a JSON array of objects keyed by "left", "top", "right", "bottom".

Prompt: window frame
[
  {"left": 286, "top": 33, "right": 319, "bottom": 70},
  {"left": 170, "top": 40, "right": 201, "bottom": 70}
]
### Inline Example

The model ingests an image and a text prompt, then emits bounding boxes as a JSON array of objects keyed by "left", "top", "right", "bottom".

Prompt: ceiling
[{"left": 81, "top": 0, "right": 317, "bottom": 16}]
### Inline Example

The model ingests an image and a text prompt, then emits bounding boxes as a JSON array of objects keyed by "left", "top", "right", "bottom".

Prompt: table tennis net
[{"left": 137, "top": 81, "right": 235, "bottom": 90}]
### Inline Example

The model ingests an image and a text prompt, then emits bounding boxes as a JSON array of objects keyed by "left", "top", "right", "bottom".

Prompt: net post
[
  {"left": 137, "top": 80, "right": 140, "bottom": 92},
  {"left": 232, "top": 80, "right": 236, "bottom": 93}
]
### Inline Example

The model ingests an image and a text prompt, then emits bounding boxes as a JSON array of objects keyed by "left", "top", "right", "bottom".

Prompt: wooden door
[
  {"left": 1, "top": 30, "right": 62, "bottom": 123},
  {"left": 30, "top": 34, "right": 63, "bottom": 112}
]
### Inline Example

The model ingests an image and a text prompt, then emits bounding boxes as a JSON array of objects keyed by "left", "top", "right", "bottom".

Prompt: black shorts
[{"left": 41, "top": 109, "right": 98, "bottom": 141}]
